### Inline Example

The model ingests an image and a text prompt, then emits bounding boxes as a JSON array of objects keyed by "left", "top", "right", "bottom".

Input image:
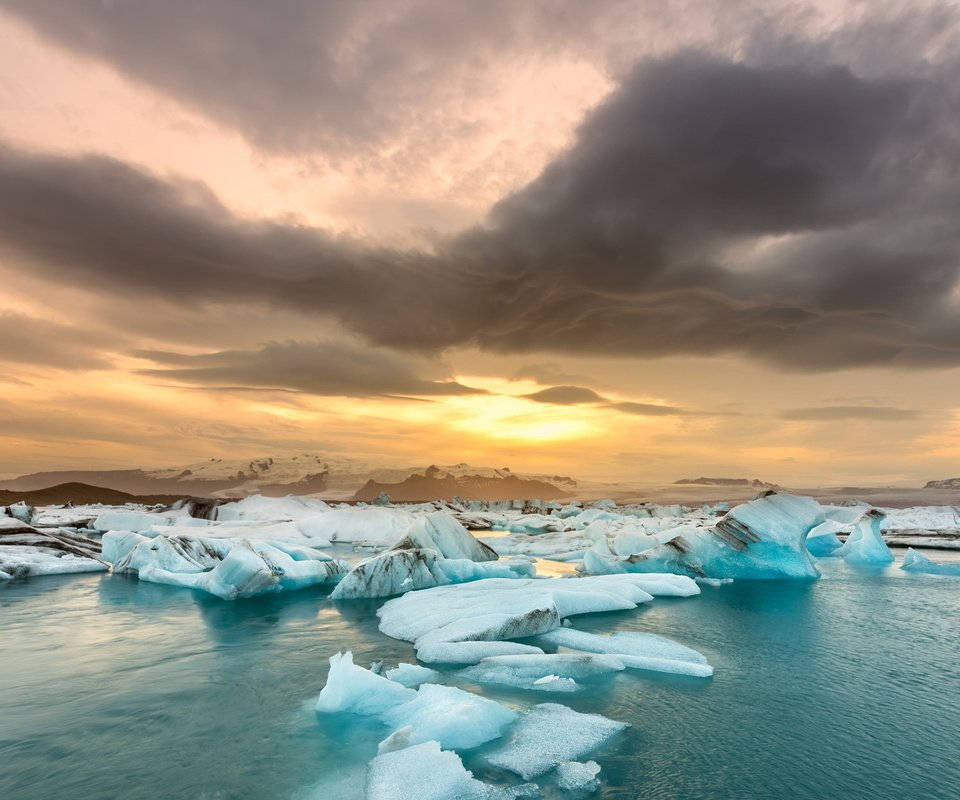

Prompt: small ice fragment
[{"left": 555, "top": 760, "right": 601, "bottom": 792}]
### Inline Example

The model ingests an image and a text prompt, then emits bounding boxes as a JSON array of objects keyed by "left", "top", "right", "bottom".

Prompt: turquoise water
[{"left": 2, "top": 552, "right": 959, "bottom": 799}]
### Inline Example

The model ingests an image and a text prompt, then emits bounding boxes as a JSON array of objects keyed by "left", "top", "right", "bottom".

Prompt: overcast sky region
[{"left": 1, "top": 0, "right": 959, "bottom": 484}]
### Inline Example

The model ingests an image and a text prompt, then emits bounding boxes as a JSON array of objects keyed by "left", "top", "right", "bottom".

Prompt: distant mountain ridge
[
  {"left": 0, "top": 455, "right": 580, "bottom": 500},
  {"left": 352, "top": 464, "right": 573, "bottom": 502},
  {"left": 675, "top": 477, "right": 778, "bottom": 488},
  {"left": 924, "top": 477, "right": 960, "bottom": 490}
]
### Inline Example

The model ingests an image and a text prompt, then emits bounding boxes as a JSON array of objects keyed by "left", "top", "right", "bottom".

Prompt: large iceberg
[
  {"left": 330, "top": 512, "right": 529, "bottom": 600},
  {"left": 582, "top": 493, "right": 823, "bottom": 580},
  {"left": 377, "top": 574, "right": 699, "bottom": 648},
  {"left": 839, "top": 510, "right": 894, "bottom": 565},
  {"left": 106, "top": 532, "right": 347, "bottom": 599}
]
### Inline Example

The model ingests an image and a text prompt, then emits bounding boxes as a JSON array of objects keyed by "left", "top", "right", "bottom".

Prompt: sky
[{"left": 1, "top": 0, "right": 959, "bottom": 485}]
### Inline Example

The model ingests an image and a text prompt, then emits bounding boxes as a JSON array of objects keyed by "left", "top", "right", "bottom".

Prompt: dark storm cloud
[
  {"left": 0, "top": 312, "right": 112, "bottom": 370},
  {"left": 134, "top": 340, "right": 485, "bottom": 398},
  {"left": 0, "top": 0, "right": 621, "bottom": 154},
  {"left": 1, "top": 34, "right": 960, "bottom": 370},
  {"left": 780, "top": 406, "right": 923, "bottom": 422}
]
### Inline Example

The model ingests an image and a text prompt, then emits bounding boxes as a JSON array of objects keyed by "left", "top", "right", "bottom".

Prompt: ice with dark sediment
[
  {"left": 377, "top": 574, "right": 699, "bottom": 648},
  {"left": 105, "top": 531, "right": 347, "bottom": 599},
  {"left": 581, "top": 492, "right": 824, "bottom": 580}
]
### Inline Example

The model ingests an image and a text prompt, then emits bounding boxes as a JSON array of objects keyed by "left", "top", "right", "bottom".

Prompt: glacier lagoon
[{"left": 2, "top": 550, "right": 959, "bottom": 800}]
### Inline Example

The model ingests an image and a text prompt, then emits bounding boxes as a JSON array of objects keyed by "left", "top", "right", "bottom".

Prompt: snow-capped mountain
[{"left": 0, "top": 454, "right": 581, "bottom": 500}]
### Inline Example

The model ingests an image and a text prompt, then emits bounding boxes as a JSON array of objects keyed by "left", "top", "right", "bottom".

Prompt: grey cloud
[
  {"left": 135, "top": 340, "right": 485, "bottom": 398},
  {"left": 0, "top": 0, "right": 620, "bottom": 155},
  {"left": 780, "top": 406, "right": 923, "bottom": 421},
  {"left": 523, "top": 384, "right": 686, "bottom": 417},
  {"left": 523, "top": 386, "right": 606, "bottom": 405},
  {"left": 0, "top": 311, "right": 113, "bottom": 370},
  {"left": 1, "top": 27, "right": 960, "bottom": 371},
  {"left": 611, "top": 401, "right": 686, "bottom": 417}
]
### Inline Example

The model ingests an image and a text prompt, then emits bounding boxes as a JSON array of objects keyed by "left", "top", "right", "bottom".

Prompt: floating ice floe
[
  {"left": 555, "top": 760, "right": 601, "bottom": 792},
  {"left": 317, "top": 652, "right": 517, "bottom": 750},
  {"left": 900, "top": 548, "right": 960, "bottom": 576},
  {"left": 365, "top": 741, "right": 523, "bottom": 800},
  {"left": 0, "top": 520, "right": 107, "bottom": 580},
  {"left": 581, "top": 492, "right": 823, "bottom": 580},
  {"left": 461, "top": 653, "right": 625, "bottom": 693},
  {"left": 415, "top": 641, "right": 545, "bottom": 666},
  {"left": 377, "top": 574, "right": 699, "bottom": 650},
  {"left": 537, "top": 628, "right": 713, "bottom": 678},
  {"left": 106, "top": 532, "right": 348, "bottom": 599},
  {"left": 485, "top": 703, "right": 629, "bottom": 780},
  {"left": 385, "top": 662, "right": 440, "bottom": 688},
  {"left": 839, "top": 509, "right": 894, "bottom": 565}
]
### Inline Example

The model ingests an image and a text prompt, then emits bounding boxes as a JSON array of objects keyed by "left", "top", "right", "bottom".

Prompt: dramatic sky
[{"left": 1, "top": 0, "right": 959, "bottom": 484}]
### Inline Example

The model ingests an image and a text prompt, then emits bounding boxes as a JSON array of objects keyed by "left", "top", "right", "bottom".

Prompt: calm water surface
[{"left": 1, "top": 550, "right": 958, "bottom": 800}]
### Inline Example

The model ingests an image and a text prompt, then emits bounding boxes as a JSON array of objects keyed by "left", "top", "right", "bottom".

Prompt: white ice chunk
[
  {"left": 583, "top": 493, "right": 823, "bottom": 580},
  {"left": 486, "top": 703, "right": 628, "bottom": 780},
  {"left": 900, "top": 548, "right": 960, "bottom": 576},
  {"left": 366, "top": 741, "right": 518, "bottom": 800},
  {"left": 330, "top": 549, "right": 532, "bottom": 601},
  {"left": 378, "top": 574, "right": 698, "bottom": 648},
  {"left": 840, "top": 510, "right": 894, "bottom": 565},
  {"left": 385, "top": 662, "right": 440, "bottom": 688},
  {"left": 537, "top": 628, "right": 712, "bottom": 677},
  {"left": 416, "top": 641, "right": 545, "bottom": 666},
  {"left": 317, "top": 652, "right": 517, "bottom": 751},
  {"left": 461, "top": 653, "right": 624, "bottom": 692},
  {"left": 555, "top": 760, "right": 601, "bottom": 792},
  {"left": 316, "top": 651, "right": 416, "bottom": 715},
  {"left": 381, "top": 683, "right": 518, "bottom": 750},
  {"left": 110, "top": 534, "right": 347, "bottom": 599}
]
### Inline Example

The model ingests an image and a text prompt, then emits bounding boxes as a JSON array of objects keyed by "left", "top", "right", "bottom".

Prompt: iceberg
[
  {"left": 537, "top": 628, "right": 713, "bottom": 678},
  {"left": 485, "top": 703, "right": 628, "bottom": 780},
  {"left": 0, "top": 521, "right": 107, "bottom": 580},
  {"left": 317, "top": 652, "right": 517, "bottom": 750},
  {"left": 377, "top": 574, "right": 698, "bottom": 648},
  {"left": 581, "top": 493, "right": 823, "bottom": 580},
  {"left": 108, "top": 532, "right": 347, "bottom": 599},
  {"left": 330, "top": 549, "right": 533, "bottom": 601},
  {"left": 839, "top": 510, "right": 894, "bottom": 565},
  {"left": 366, "top": 741, "right": 520, "bottom": 800},
  {"left": 900, "top": 548, "right": 960, "bottom": 576}
]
